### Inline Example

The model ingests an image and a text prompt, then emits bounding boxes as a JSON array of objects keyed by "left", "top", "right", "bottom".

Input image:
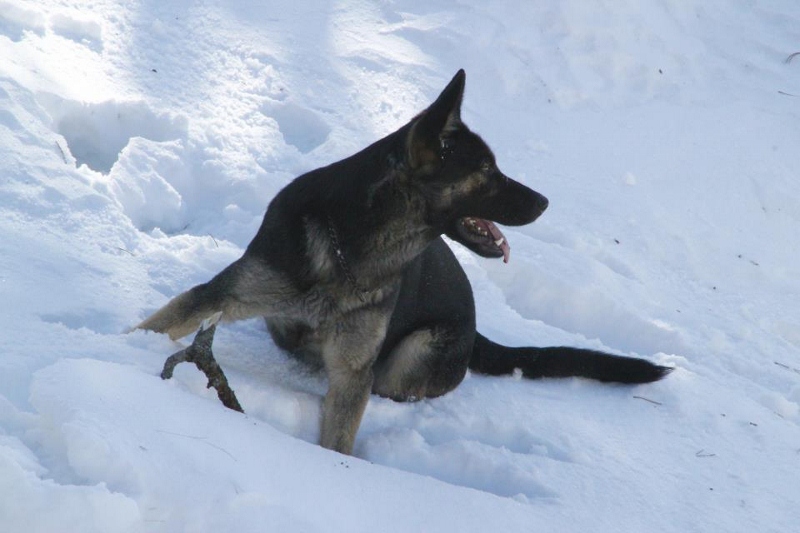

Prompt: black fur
[{"left": 471, "top": 335, "right": 673, "bottom": 383}]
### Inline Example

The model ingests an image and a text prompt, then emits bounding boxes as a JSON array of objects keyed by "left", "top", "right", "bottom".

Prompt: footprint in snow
[
  {"left": 49, "top": 12, "right": 104, "bottom": 52},
  {"left": 37, "top": 95, "right": 187, "bottom": 175},
  {"left": 0, "top": 2, "right": 45, "bottom": 41},
  {"left": 263, "top": 102, "right": 331, "bottom": 154}
]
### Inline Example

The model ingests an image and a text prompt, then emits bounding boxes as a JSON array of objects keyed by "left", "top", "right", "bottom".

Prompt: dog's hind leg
[
  {"left": 137, "top": 255, "right": 280, "bottom": 340},
  {"left": 372, "top": 324, "right": 473, "bottom": 402}
]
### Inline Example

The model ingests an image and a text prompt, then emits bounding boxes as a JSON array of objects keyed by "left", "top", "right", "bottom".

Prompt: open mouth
[{"left": 456, "top": 217, "right": 511, "bottom": 263}]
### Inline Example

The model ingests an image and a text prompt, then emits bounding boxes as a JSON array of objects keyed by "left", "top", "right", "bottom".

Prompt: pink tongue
[{"left": 484, "top": 220, "right": 511, "bottom": 263}]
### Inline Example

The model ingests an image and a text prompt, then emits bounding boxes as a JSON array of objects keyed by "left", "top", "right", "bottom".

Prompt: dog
[{"left": 138, "top": 70, "right": 671, "bottom": 455}]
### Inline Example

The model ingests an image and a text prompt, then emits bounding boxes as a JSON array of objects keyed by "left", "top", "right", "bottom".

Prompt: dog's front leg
[
  {"left": 320, "top": 362, "right": 374, "bottom": 455},
  {"left": 319, "top": 309, "right": 389, "bottom": 455}
]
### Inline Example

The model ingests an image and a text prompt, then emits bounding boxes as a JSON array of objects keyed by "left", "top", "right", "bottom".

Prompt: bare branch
[{"left": 161, "top": 315, "right": 243, "bottom": 413}]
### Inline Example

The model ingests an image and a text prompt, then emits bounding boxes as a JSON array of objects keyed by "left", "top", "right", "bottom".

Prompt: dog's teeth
[{"left": 495, "top": 237, "right": 505, "bottom": 246}]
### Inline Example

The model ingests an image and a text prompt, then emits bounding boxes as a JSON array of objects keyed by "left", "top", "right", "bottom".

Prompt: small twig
[
  {"left": 115, "top": 247, "right": 136, "bottom": 256},
  {"left": 156, "top": 429, "right": 237, "bottom": 460},
  {"left": 633, "top": 395, "right": 663, "bottom": 406},
  {"left": 161, "top": 313, "right": 244, "bottom": 413},
  {"left": 785, "top": 52, "right": 800, "bottom": 64},
  {"left": 696, "top": 449, "right": 716, "bottom": 458},
  {"left": 55, "top": 141, "right": 68, "bottom": 164},
  {"left": 774, "top": 361, "right": 800, "bottom": 374},
  {"left": 778, "top": 90, "right": 798, "bottom": 97},
  {"left": 208, "top": 234, "right": 219, "bottom": 247}
]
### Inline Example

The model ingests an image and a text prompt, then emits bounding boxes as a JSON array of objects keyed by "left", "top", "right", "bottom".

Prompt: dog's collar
[{"left": 327, "top": 216, "right": 369, "bottom": 302}]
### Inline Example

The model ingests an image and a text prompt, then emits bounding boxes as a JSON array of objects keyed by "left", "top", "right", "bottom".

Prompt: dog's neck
[{"left": 324, "top": 166, "right": 437, "bottom": 294}]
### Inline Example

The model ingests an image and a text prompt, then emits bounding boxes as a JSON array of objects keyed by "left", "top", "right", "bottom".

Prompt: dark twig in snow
[
  {"left": 696, "top": 449, "right": 716, "bottom": 458},
  {"left": 55, "top": 141, "right": 68, "bottom": 164},
  {"left": 161, "top": 313, "right": 244, "bottom": 413},
  {"left": 774, "top": 361, "right": 800, "bottom": 374},
  {"left": 785, "top": 52, "right": 800, "bottom": 64},
  {"left": 633, "top": 395, "right": 663, "bottom": 406}
]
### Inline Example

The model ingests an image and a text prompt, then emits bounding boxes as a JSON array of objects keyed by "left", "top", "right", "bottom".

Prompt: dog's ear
[{"left": 408, "top": 69, "right": 466, "bottom": 169}]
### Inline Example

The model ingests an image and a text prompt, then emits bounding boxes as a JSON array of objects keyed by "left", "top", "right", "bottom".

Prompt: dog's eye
[
  {"left": 440, "top": 137, "right": 456, "bottom": 160},
  {"left": 480, "top": 159, "right": 493, "bottom": 172}
]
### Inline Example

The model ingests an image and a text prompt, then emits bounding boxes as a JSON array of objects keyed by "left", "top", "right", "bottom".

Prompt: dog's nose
[
  {"left": 530, "top": 192, "right": 548, "bottom": 219},
  {"left": 536, "top": 193, "right": 549, "bottom": 214}
]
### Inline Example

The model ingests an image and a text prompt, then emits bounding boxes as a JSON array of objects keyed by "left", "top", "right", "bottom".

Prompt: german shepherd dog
[{"left": 138, "top": 70, "right": 671, "bottom": 455}]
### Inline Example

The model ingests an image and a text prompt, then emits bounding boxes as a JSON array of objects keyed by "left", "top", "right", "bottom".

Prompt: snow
[{"left": 1, "top": 0, "right": 799, "bottom": 531}]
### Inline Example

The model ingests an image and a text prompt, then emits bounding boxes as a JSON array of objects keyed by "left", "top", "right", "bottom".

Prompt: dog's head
[{"left": 406, "top": 70, "right": 548, "bottom": 262}]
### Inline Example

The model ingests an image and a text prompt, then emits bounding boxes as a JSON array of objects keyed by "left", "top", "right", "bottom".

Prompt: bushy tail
[
  {"left": 469, "top": 333, "right": 672, "bottom": 384},
  {"left": 136, "top": 259, "right": 250, "bottom": 340}
]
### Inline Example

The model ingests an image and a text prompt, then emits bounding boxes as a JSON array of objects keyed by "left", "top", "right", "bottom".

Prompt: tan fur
[
  {"left": 136, "top": 289, "right": 214, "bottom": 341},
  {"left": 303, "top": 216, "right": 337, "bottom": 279},
  {"left": 373, "top": 329, "right": 437, "bottom": 400},
  {"left": 318, "top": 305, "right": 392, "bottom": 454}
]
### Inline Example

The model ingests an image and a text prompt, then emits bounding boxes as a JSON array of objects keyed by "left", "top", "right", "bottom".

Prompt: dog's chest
[{"left": 267, "top": 278, "right": 400, "bottom": 366}]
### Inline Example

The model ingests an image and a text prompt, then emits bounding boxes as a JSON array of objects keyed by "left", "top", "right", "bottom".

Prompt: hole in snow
[
  {"left": 265, "top": 102, "right": 330, "bottom": 154},
  {"left": 50, "top": 13, "right": 104, "bottom": 52},
  {"left": 0, "top": 2, "right": 45, "bottom": 42},
  {"left": 37, "top": 94, "right": 187, "bottom": 174}
]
